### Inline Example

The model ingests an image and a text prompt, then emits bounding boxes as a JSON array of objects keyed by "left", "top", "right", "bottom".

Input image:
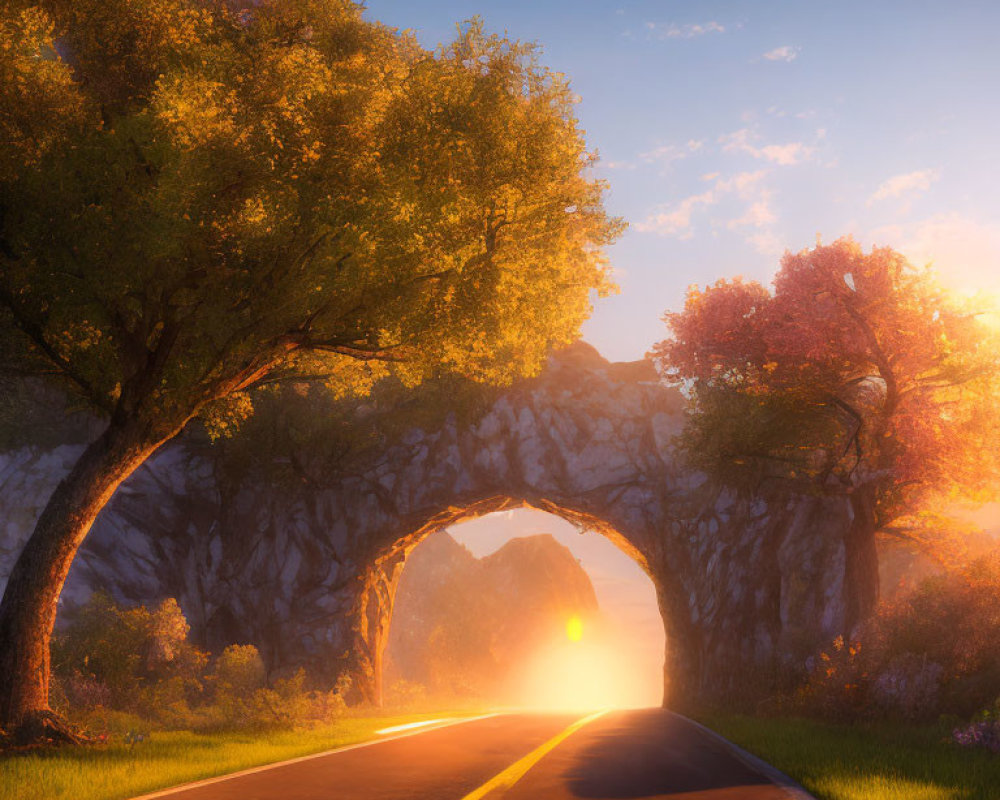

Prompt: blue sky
[{"left": 363, "top": 0, "right": 1000, "bottom": 361}]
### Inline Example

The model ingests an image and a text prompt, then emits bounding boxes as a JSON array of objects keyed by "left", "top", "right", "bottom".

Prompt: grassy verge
[
  {"left": 0, "top": 711, "right": 479, "bottom": 800},
  {"left": 700, "top": 713, "right": 1000, "bottom": 800}
]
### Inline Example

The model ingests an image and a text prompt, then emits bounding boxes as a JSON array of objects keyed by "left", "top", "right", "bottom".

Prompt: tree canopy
[
  {"left": 653, "top": 238, "right": 1000, "bottom": 539},
  {"left": 0, "top": 0, "right": 620, "bottom": 439}
]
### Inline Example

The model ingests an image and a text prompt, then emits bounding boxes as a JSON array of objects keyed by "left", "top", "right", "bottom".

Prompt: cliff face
[
  {"left": 384, "top": 532, "right": 598, "bottom": 698},
  {"left": 0, "top": 342, "right": 881, "bottom": 708}
]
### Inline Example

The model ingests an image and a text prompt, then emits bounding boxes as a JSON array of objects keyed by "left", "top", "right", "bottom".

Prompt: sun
[{"left": 566, "top": 615, "right": 583, "bottom": 642}]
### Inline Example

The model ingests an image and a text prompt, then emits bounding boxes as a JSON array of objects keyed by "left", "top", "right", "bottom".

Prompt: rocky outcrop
[
  {"left": 384, "top": 531, "right": 599, "bottom": 698},
  {"left": 0, "top": 342, "right": 880, "bottom": 709}
]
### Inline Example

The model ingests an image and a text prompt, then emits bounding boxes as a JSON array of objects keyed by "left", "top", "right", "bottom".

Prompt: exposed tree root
[{"left": 7, "top": 710, "right": 88, "bottom": 748}]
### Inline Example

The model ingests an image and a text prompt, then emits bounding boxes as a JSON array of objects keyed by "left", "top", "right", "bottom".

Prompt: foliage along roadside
[
  {"left": 45, "top": 592, "right": 353, "bottom": 739},
  {"left": 785, "top": 549, "right": 1000, "bottom": 727}
]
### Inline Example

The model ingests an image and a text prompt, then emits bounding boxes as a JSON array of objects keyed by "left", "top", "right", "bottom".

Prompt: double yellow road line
[{"left": 461, "top": 710, "right": 608, "bottom": 799}]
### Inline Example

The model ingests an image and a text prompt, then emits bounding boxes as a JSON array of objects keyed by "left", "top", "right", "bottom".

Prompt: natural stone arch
[
  {"left": 354, "top": 495, "right": 670, "bottom": 707},
  {"left": 0, "top": 343, "right": 879, "bottom": 709},
  {"left": 332, "top": 344, "right": 875, "bottom": 706}
]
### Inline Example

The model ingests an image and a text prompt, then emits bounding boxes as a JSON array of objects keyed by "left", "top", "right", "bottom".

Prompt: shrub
[
  {"left": 52, "top": 592, "right": 151, "bottom": 708},
  {"left": 53, "top": 593, "right": 208, "bottom": 715},
  {"left": 212, "top": 644, "right": 266, "bottom": 697},
  {"left": 51, "top": 596, "right": 356, "bottom": 734},
  {"left": 796, "top": 551, "right": 1000, "bottom": 721},
  {"left": 952, "top": 719, "right": 1000, "bottom": 753},
  {"left": 72, "top": 707, "right": 152, "bottom": 739}
]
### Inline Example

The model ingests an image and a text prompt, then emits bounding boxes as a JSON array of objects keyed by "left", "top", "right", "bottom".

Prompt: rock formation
[
  {"left": 0, "top": 342, "right": 880, "bottom": 708},
  {"left": 384, "top": 531, "right": 599, "bottom": 699}
]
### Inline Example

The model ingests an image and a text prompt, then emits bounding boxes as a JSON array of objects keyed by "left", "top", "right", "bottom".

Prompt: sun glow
[{"left": 507, "top": 618, "right": 662, "bottom": 712}]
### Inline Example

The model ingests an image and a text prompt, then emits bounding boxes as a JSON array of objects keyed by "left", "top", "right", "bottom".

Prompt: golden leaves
[
  {"left": 153, "top": 73, "right": 238, "bottom": 149},
  {"left": 3, "top": 1, "right": 618, "bottom": 435},
  {"left": 0, "top": 6, "right": 91, "bottom": 177}
]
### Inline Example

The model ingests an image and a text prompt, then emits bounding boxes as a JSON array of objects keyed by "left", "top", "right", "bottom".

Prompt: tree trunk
[
  {"left": 844, "top": 487, "right": 880, "bottom": 631},
  {"left": 351, "top": 553, "right": 407, "bottom": 708},
  {"left": 0, "top": 421, "right": 167, "bottom": 741}
]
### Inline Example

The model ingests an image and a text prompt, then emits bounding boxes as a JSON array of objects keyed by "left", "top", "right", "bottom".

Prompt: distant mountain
[{"left": 384, "top": 531, "right": 598, "bottom": 700}]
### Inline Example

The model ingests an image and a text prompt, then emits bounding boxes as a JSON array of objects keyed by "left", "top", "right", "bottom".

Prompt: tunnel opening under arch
[
  {"left": 354, "top": 499, "right": 672, "bottom": 711},
  {"left": 384, "top": 507, "right": 665, "bottom": 711}
]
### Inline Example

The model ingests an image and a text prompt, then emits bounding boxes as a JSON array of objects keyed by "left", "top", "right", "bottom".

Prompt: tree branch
[{"left": 0, "top": 284, "right": 109, "bottom": 411}]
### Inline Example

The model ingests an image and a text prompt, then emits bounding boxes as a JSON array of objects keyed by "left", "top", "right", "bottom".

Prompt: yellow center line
[{"left": 460, "top": 710, "right": 609, "bottom": 800}]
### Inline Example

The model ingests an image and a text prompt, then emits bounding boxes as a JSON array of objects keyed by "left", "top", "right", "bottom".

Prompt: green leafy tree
[
  {"left": 52, "top": 593, "right": 150, "bottom": 708},
  {"left": 210, "top": 643, "right": 266, "bottom": 727},
  {"left": 0, "top": 0, "right": 620, "bottom": 740}
]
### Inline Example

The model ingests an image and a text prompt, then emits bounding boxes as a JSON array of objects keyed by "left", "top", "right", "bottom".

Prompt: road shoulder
[{"left": 676, "top": 713, "right": 817, "bottom": 800}]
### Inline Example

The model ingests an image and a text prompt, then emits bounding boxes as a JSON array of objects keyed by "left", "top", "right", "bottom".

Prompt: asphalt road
[{"left": 137, "top": 709, "right": 806, "bottom": 800}]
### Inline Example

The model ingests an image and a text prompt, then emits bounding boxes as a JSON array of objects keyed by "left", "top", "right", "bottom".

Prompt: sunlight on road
[
  {"left": 510, "top": 619, "right": 662, "bottom": 711},
  {"left": 374, "top": 719, "right": 453, "bottom": 735}
]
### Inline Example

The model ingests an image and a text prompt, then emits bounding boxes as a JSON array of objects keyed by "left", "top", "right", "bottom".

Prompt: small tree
[
  {"left": 52, "top": 593, "right": 149, "bottom": 709},
  {"left": 0, "top": 1, "right": 620, "bottom": 740},
  {"left": 653, "top": 238, "right": 1000, "bottom": 553}
]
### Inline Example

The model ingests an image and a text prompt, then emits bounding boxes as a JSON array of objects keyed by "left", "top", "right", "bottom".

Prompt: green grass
[
  {"left": 700, "top": 713, "right": 1000, "bottom": 800},
  {"left": 0, "top": 712, "right": 476, "bottom": 800}
]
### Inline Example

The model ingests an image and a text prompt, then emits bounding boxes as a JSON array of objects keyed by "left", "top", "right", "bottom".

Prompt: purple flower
[{"left": 952, "top": 720, "right": 1000, "bottom": 753}]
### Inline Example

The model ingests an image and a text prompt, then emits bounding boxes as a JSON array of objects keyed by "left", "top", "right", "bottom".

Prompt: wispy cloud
[
  {"left": 636, "top": 190, "right": 715, "bottom": 238},
  {"left": 728, "top": 195, "right": 776, "bottom": 229},
  {"left": 747, "top": 230, "right": 785, "bottom": 256},
  {"left": 637, "top": 170, "right": 772, "bottom": 238},
  {"left": 645, "top": 21, "right": 725, "bottom": 39},
  {"left": 757, "top": 142, "right": 813, "bottom": 165},
  {"left": 639, "top": 139, "right": 703, "bottom": 169},
  {"left": 714, "top": 170, "right": 767, "bottom": 195},
  {"left": 719, "top": 128, "right": 815, "bottom": 165},
  {"left": 867, "top": 169, "right": 938, "bottom": 205},
  {"left": 762, "top": 45, "right": 799, "bottom": 62},
  {"left": 603, "top": 160, "right": 636, "bottom": 170}
]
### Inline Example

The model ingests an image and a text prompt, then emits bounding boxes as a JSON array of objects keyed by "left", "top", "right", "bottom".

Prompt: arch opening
[{"left": 379, "top": 506, "right": 666, "bottom": 713}]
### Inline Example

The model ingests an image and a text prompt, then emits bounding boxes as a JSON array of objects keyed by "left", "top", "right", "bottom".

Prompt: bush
[
  {"left": 52, "top": 595, "right": 351, "bottom": 733},
  {"left": 212, "top": 644, "right": 266, "bottom": 697},
  {"left": 952, "top": 719, "right": 1000, "bottom": 753},
  {"left": 795, "top": 552, "right": 1000, "bottom": 721},
  {"left": 53, "top": 593, "right": 208, "bottom": 715},
  {"left": 71, "top": 707, "right": 151, "bottom": 739},
  {"left": 953, "top": 698, "right": 1000, "bottom": 753}
]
